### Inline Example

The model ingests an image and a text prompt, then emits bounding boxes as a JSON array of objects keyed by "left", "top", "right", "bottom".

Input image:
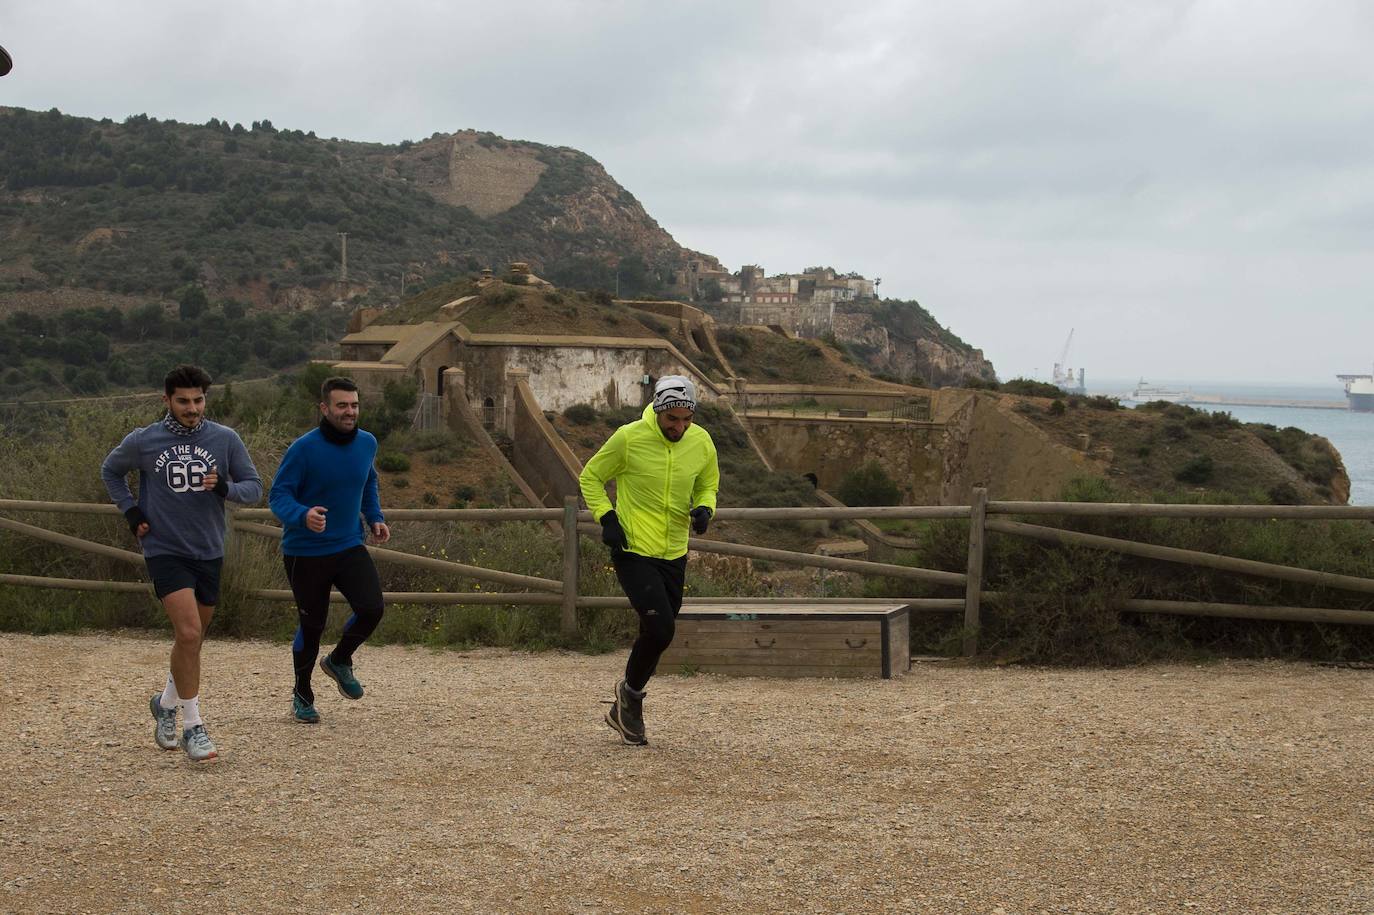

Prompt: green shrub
[
  {"left": 1047, "top": 399, "right": 1066, "bottom": 416},
  {"left": 377, "top": 452, "right": 411, "bottom": 472},
  {"left": 1001, "top": 378, "right": 1062, "bottom": 398},
  {"left": 563, "top": 403, "right": 597, "bottom": 425},
  {"left": 1267, "top": 482, "right": 1301, "bottom": 505},
  {"left": 296, "top": 362, "right": 336, "bottom": 402},
  {"left": 838, "top": 461, "right": 901, "bottom": 506},
  {"left": 1174, "top": 455, "right": 1215, "bottom": 484}
]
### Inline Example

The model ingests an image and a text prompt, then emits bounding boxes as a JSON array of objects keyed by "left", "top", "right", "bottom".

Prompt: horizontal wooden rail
[
  {"left": 576, "top": 524, "right": 966, "bottom": 586},
  {"left": 0, "top": 500, "right": 120, "bottom": 515},
  {"left": 0, "top": 573, "right": 151, "bottom": 593},
  {"left": 234, "top": 507, "right": 563, "bottom": 522},
  {"left": 1121, "top": 599, "right": 1374, "bottom": 627},
  {"left": 710, "top": 505, "right": 969, "bottom": 521},
  {"left": 0, "top": 516, "right": 144, "bottom": 566},
  {"left": 232, "top": 521, "right": 562, "bottom": 593},
  {"left": 989, "top": 501, "right": 1374, "bottom": 520},
  {"left": 987, "top": 519, "right": 1374, "bottom": 595},
  {"left": 4, "top": 500, "right": 970, "bottom": 523},
  {"left": 0, "top": 575, "right": 964, "bottom": 614},
  {"left": 248, "top": 589, "right": 567, "bottom": 605}
]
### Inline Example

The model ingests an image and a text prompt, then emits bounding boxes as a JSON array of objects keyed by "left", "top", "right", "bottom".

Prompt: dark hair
[
  {"left": 164, "top": 364, "right": 213, "bottom": 396},
  {"left": 320, "top": 376, "right": 359, "bottom": 402}
]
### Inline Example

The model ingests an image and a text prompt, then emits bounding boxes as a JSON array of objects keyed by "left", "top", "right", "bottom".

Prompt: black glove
[
  {"left": 600, "top": 510, "right": 628, "bottom": 549},
  {"left": 690, "top": 506, "right": 713, "bottom": 535},
  {"left": 123, "top": 506, "right": 149, "bottom": 536},
  {"left": 212, "top": 476, "right": 229, "bottom": 498}
]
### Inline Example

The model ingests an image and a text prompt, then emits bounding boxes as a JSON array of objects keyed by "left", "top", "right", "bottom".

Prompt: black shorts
[{"left": 145, "top": 555, "right": 223, "bottom": 605}]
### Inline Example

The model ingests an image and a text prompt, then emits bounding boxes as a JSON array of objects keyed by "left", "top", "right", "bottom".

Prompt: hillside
[
  {"left": 0, "top": 106, "right": 1003, "bottom": 403},
  {"left": 716, "top": 325, "right": 910, "bottom": 388},
  {"left": 1008, "top": 394, "right": 1349, "bottom": 504},
  {"left": 0, "top": 107, "right": 711, "bottom": 312}
]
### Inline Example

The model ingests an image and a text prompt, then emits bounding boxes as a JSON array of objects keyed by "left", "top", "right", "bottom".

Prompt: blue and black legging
[
  {"left": 283, "top": 545, "right": 385, "bottom": 704},
  {"left": 612, "top": 549, "right": 688, "bottom": 691}
]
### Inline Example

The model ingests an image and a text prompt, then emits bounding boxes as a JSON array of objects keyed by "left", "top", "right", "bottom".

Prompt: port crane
[{"left": 1052, "top": 329, "right": 1086, "bottom": 394}]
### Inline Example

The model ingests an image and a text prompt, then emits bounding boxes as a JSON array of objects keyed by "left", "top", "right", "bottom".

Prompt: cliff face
[
  {"left": 832, "top": 310, "right": 996, "bottom": 387},
  {"left": 385, "top": 130, "right": 711, "bottom": 275}
]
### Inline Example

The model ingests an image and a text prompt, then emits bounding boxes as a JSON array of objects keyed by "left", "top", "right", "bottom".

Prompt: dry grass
[{"left": 1, "top": 632, "right": 1371, "bottom": 914}]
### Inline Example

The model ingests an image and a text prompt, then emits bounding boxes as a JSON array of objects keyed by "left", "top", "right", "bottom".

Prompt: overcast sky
[{"left": 4, "top": 1, "right": 1373, "bottom": 386}]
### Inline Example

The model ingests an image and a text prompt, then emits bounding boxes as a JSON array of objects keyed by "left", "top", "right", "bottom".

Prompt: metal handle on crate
[
  {"left": 754, "top": 637, "right": 775, "bottom": 648},
  {"left": 845, "top": 638, "right": 867, "bottom": 648}
]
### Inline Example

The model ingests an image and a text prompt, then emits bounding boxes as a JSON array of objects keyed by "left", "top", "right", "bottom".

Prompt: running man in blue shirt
[
  {"left": 102, "top": 364, "right": 263, "bottom": 763},
  {"left": 269, "top": 376, "right": 390, "bottom": 724}
]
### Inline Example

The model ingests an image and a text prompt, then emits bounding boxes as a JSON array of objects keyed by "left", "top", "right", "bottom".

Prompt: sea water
[{"left": 1091, "top": 379, "right": 1374, "bottom": 506}]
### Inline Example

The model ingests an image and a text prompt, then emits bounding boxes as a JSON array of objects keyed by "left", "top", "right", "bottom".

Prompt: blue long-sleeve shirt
[
  {"left": 269, "top": 427, "right": 384, "bottom": 557},
  {"left": 101, "top": 418, "right": 263, "bottom": 560}
]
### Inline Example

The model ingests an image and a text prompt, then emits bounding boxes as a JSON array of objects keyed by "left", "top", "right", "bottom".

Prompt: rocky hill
[
  {"left": 0, "top": 105, "right": 998, "bottom": 399},
  {"left": 833, "top": 299, "right": 995, "bottom": 387},
  {"left": 0, "top": 106, "right": 714, "bottom": 312}
]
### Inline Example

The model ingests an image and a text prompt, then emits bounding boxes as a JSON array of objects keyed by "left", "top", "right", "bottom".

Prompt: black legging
[
  {"left": 284, "top": 545, "right": 385, "bottom": 704},
  {"left": 612, "top": 549, "right": 687, "bottom": 691}
]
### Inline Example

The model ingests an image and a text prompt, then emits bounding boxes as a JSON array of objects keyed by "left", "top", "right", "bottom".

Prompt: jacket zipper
[{"left": 663, "top": 442, "right": 674, "bottom": 546}]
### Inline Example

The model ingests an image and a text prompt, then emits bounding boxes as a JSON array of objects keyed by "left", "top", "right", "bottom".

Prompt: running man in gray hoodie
[{"left": 101, "top": 365, "right": 262, "bottom": 762}]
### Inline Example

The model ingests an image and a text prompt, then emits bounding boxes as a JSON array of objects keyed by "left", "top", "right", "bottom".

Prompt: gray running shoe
[
  {"left": 605, "top": 679, "right": 648, "bottom": 746},
  {"left": 149, "top": 694, "right": 178, "bottom": 751},
  {"left": 320, "top": 655, "right": 364, "bottom": 700},
  {"left": 180, "top": 724, "right": 218, "bottom": 763}
]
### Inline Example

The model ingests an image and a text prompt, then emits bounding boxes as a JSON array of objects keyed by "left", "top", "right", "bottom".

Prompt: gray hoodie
[{"left": 101, "top": 416, "right": 263, "bottom": 560}]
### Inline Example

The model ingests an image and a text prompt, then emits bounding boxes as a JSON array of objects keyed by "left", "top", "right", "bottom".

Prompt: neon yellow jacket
[{"left": 579, "top": 404, "right": 720, "bottom": 560}]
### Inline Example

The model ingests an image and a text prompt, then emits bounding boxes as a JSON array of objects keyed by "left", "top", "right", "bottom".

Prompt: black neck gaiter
[{"left": 318, "top": 417, "right": 359, "bottom": 446}]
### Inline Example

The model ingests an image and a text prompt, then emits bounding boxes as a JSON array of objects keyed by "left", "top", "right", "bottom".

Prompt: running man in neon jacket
[{"left": 579, "top": 375, "right": 719, "bottom": 745}]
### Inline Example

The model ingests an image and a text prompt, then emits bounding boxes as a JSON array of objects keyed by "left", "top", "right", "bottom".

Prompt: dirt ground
[{"left": 1, "top": 633, "right": 1370, "bottom": 914}]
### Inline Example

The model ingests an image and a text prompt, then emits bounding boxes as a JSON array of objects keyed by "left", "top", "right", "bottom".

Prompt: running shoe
[
  {"left": 320, "top": 655, "right": 364, "bottom": 700},
  {"left": 292, "top": 692, "right": 320, "bottom": 723},
  {"left": 180, "top": 724, "right": 218, "bottom": 763},
  {"left": 605, "top": 679, "right": 648, "bottom": 746},
  {"left": 149, "top": 694, "right": 178, "bottom": 751}
]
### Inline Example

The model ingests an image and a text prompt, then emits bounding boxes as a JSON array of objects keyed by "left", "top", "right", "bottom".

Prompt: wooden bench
[{"left": 658, "top": 602, "right": 911, "bottom": 679}]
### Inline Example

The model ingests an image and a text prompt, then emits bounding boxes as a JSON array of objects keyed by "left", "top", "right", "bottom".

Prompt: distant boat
[
  {"left": 1128, "top": 379, "right": 1193, "bottom": 404},
  {"left": 1337, "top": 373, "right": 1374, "bottom": 412}
]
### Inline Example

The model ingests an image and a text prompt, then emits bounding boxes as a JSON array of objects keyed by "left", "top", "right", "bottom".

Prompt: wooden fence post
[
  {"left": 561, "top": 495, "right": 579, "bottom": 637},
  {"left": 963, "top": 487, "right": 988, "bottom": 657}
]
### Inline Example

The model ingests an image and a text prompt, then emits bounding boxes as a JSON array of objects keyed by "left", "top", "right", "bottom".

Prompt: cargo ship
[{"left": 1337, "top": 373, "right": 1374, "bottom": 411}]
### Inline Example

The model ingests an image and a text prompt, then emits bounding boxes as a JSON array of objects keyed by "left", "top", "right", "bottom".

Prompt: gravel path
[{"left": 1, "top": 632, "right": 1370, "bottom": 914}]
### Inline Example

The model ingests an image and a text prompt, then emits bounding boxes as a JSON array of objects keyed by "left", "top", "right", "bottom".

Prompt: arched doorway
[{"left": 437, "top": 366, "right": 449, "bottom": 396}]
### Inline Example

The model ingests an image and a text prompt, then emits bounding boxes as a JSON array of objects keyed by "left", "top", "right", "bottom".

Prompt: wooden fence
[{"left": 3, "top": 491, "right": 1374, "bottom": 654}]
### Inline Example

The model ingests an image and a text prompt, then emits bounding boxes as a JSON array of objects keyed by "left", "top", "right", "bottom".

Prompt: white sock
[
  {"left": 159, "top": 674, "right": 180, "bottom": 711},
  {"left": 181, "top": 695, "right": 202, "bottom": 728}
]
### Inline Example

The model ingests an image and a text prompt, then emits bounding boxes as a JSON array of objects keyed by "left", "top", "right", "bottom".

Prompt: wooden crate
[{"left": 658, "top": 602, "right": 911, "bottom": 679}]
